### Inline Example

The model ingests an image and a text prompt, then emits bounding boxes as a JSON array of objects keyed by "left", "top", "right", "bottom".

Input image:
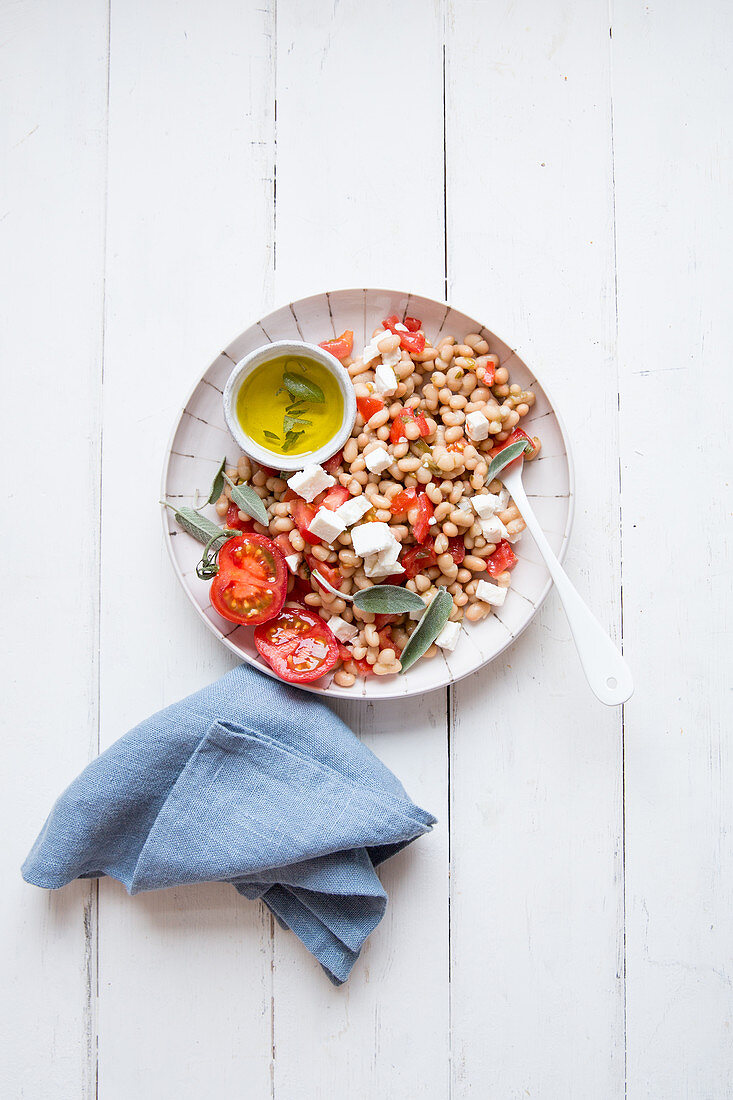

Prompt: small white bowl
[{"left": 222, "top": 340, "right": 357, "bottom": 472}]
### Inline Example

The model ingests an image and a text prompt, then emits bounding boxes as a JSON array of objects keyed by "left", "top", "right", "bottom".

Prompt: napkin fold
[{"left": 22, "top": 664, "right": 435, "bottom": 983}]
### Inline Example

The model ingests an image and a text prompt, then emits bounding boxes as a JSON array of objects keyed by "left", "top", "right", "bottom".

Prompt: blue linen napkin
[{"left": 22, "top": 664, "right": 435, "bottom": 984}]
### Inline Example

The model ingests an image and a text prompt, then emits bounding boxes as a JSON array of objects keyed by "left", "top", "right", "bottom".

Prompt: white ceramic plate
[{"left": 162, "top": 288, "right": 574, "bottom": 700}]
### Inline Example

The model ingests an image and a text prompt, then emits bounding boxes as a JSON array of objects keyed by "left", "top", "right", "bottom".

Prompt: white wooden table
[{"left": 3, "top": 2, "right": 731, "bottom": 1096}]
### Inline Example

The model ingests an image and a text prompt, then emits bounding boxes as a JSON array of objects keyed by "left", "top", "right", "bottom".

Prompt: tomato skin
[
  {"left": 225, "top": 503, "right": 254, "bottom": 533},
  {"left": 319, "top": 330, "right": 354, "bottom": 360},
  {"left": 291, "top": 500, "right": 321, "bottom": 546},
  {"left": 485, "top": 540, "right": 518, "bottom": 577},
  {"left": 412, "top": 492, "right": 434, "bottom": 544},
  {"left": 305, "top": 554, "right": 342, "bottom": 591},
  {"left": 399, "top": 331, "right": 426, "bottom": 355},
  {"left": 357, "top": 395, "right": 386, "bottom": 421},
  {"left": 401, "top": 540, "right": 437, "bottom": 579},
  {"left": 390, "top": 486, "right": 418, "bottom": 515},
  {"left": 274, "top": 532, "right": 295, "bottom": 559},
  {"left": 211, "top": 534, "right": 287, "bottom": 626},
  {"left": 323, "top": 449, "right": 344, "bottom": 475},
  {"left": 316, "top": 485, "right": 350, "bottom": 512},
  {"left": 254, "top": 606, "right": 340, "bottom": 683},
  {"left": 403, "top": 316, "right": 422, "bottom": 332},
  {"left": 389, "top": 407, "right": 430, "bottom": 444},
  {"left": 448, "top": 536, "right": 466, "bottom": 564}
]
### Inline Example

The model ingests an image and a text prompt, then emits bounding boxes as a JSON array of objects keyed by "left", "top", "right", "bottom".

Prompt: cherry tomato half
[
  {"left": 401, "top": 541, "right": 438, "bottom": 579},
  {"left": 291, "top": 500, "right": 321, "bottom": 545},
  {"left": 323, "top": 449, "right": 344, "bottom": 475},
  {"left": 211, "top": 534, "right": 287, "bottom": 626},
  {"left": 226, "top": 502, "right": 254, "bottom": 533},
  {"left": 305, "top": 554, "right": 342, "bottom": 591},
  {"left": 254, "top": 606, "right": 340, "bottom": 683}
]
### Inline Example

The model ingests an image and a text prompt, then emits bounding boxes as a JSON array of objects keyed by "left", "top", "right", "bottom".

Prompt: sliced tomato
[
  {"left": 211, "top": 534, "right": 287, "bottom": 626},
  {"left": 291, "top": 500, "right": 321, "bottom": 546},
  {"left": 319, "top": 330, "right": 354, "bottom": 360},
  {"left": 323, "top": 449, "right": 344, "bottom": 475},
  {"left": 357, "top": 394, "right": 386, "bottom": 421},
  {"left": 315, "top": 484, "right": 350, "bottom": 512},
  {"left": 389, "top": 407, "right": 430, "bottom": 444},
  {"left": 401, "top": 540, "right": 437, "bottom": 579},
  {"left": 485, "top": 540, "right": 518, "bottom": 577},
  {"left": 412, "top": 492, "right": 434, "bottom": 545},
  {"left": 254, "top": 606, "right": 340, "bottom": 683},
  {"left": 399, "top": 331, "right": 426, "bottom": 355},
  {"left": 305, "top": 555, "right": 342, "bottom": 591},
  {"left": 448, "top": 536, "right": 466, "bottom": 565},
  {"left": 390, "top": 486, "right": 418, "bottom": 515},
  {"left": 403, "top": 316, "right": 422, "bottom": 332},
  {"left": 225, "top": 502, "right": 254, "bottom": 533}
]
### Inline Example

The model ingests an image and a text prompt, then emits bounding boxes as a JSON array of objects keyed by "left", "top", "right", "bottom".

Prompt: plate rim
[{"left": 161, "top": 286, "right": 576, "bottom": 701}]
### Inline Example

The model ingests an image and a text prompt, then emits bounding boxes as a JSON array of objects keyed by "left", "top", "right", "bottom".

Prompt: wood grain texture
[
  {"left": 0, "top": 1, "right": 109, "bottom": 1096},
  {"left": 270, "top": 3, "right": 450, "bottom": 1096},
  {"left": 612, "top": 1, "right": 733, "bottom": 1095},
  {"left": 97, "top": 1, "right": 276, "bottom": 1096},
  {"left": 446, "top": 2, "right": 625, "bottom": 1095}
]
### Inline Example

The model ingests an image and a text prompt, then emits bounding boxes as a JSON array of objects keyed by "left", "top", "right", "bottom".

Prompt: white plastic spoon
[{"left": 500, "top": 459, "right": 633, "bottom": 706}]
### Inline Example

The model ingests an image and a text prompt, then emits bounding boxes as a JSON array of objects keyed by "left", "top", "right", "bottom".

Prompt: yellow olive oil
[{"left": 236, "top": 354, "right": 344, "bottom": 458}]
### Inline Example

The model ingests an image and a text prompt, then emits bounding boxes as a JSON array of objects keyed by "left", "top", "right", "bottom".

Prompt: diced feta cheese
[
  {"left": 334, "top": 495, "right": 372, "bottom": 526},
  {"left": 480, "top": 515, "right": 509, "bottom": 543},
  {"left": 381, "top": 346, "right": 402, "bottom": 369},
  {"left": 394, "top": 322, "right": 408, "bottom": 332},
  {"left": 435, "top": 619, "right": 461, "bottom": 652},
  {"left": 364, "top": 446, "right": 392, "bottom": 475},
  {"left": 308, "top": 506, "right": 347, "bottom": 544},
  {"left": 465, "top": 410, "right": 490, "bottom": 442},
  {"left": 373, "top": 362, "right": 398, "bottom": 396},
  {"left": 361, "top": 331, "right": 390, "bottom": 365},
  {"left": 284, "top": 553, "right": 301, "bottom": 574},
  {"left": 327, "top": 615, "right": 358, "bottom": 643},
  {"left": 470, "top": 493, "right": 502, "bottom": 519},
  {"left": 475, "top": 579, "right": 507, "bottom": 606},
  {"left": 504, "top": 525, "right": 523, "bottom": 544},
  {"left": 287, "top": 464, "right": 335, "bottom": 503},
  {"left": 498, "top": 488, "right": 510, "bottom": 509},
  {"left": 351, "top": 522, "right": 395, "bottom": 558},
  {"left": 363, "top": 551, "right": 404, "bottom": 579}
]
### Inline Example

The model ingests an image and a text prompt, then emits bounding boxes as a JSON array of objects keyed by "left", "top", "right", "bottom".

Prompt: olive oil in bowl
[{"left": 222, "top": 340, "right": 356, "bottom": 471}]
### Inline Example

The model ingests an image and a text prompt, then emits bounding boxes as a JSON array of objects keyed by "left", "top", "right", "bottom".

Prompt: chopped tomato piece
[
  {"left": 287, "top": 574, "right": 312, "bottom": 604},
  {"left": 448, "top": 536, "right": 465, "bottom": 565},
  {"left": 211, "top": 534, "right": 287, "bottom": 626},
  {"left": 446, "top": 438, "right": 465, "bottom": 455},
  {"left": 319, "top": 485, "right": 351, "bottom": 512},
  {"left": 403, "top": 316, "right": 422, "bottom": 332},
  {"left": 254, "top": 606, "right": 339, "bottom": 683},
  {"left": 256, "top": 464, "right": 277, "bottom": 478},
  {"left": 390, "top": 486, "right": 418, "bottom": 515},
  {"left": 374, "top": 613, "right": 400, "bottom": 629},
  {"left": 353, "top": 656, "right": 375, "bottom": 677},
  {"left": 399, "top": 331, "right": 426, "bottom": 355},
  {"left": 305, "top": 555, "right": 342, "bottom": 591},
  {"left": 337, "top": 641, "right": 352, "bottom": 663},
  {"left": 274, "top": 533, "right": 296, "bottom": 560},
  {"left": 401, "top": 540, "right": 437, "bottom": 579},
  {"left": 225, "top": 502, "right": 254, "bottom": 533},
  {"left": 381, "top": 314, "right": 401, "bottom": 333},
  {"left": 477, "top": 360, "right": 496, "bottom": 386},
  {"left": 491, "top": 427, "right": 533, "bottom": 457},
  {"left": 291, "top": 500, "right": 321, "bottom": 546},
  {"left": 323, "top": 449, "right": 344, "bottom": 475},
  {"left": 412, "top": 492, "right": 434, "bottom": 545},
  {"left": 319, "top": 330, "right": 353, "bottom": 360},
  {"left": 389, "top": 407, "right": 430, "bottom": 444},
  {"left": 282, "top": 488, "right": 299, "bottom": 503},
  {"left": 485, "top": 540, "right": 518, "bottom": 577},
  {"left": 377, "top": 625, "right": 402, "bottom": 658},
  {"left": 357, "top": 394, "right": 386, "bottom": 421}
]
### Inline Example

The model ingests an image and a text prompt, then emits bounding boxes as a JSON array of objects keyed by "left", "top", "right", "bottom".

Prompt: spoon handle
[{"left": 503, "top": 467, "right": 633, "bottom": 706}]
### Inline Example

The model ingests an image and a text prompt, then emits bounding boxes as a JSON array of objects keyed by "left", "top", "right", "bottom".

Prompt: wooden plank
[
  {"left": 270, "top": 2, "right": 450, "bottom": 1096},
  {"left": 0, "top": 0, "right": 109, "bottom": 1096},
  {"left": 612, "top": 2, "right": 733, "bottom": 1095},
  {"left": 446, "top": 2, "right": 625, "bottom": 1095},
  {"left": 97, "top": 2, "right": 277, "bottom": 1095}
]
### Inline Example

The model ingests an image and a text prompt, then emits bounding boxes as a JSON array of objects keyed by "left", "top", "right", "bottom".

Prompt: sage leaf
[
  {"left": 486, "top": 439, "right": 533, "bottom": 484},
  {"left": 283, "top": 371, "right": 325, "bottom": 404},
  {"left": 263, "top": 430, "right": 280, "bottom": 441},
  {"left": 206, "top": 457, "right": 227, "bottom": 505},
  {"left": 169, "top": 505, "right": 231, "bottom": 546},
  {"left": 282, "top": 430, "right": 304, "bottom": 452},
  {"left": 223, "top": 474, "right": 269, "bottom": 526},
  {"left": 283, "top": 414, "right": 312, "bottom": 434},
  {"left": 352, "top": 586, "right": 426, "bottom": 615},
  {"left": 399, "top": 587, "right": 454, "bottom": 673}
]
